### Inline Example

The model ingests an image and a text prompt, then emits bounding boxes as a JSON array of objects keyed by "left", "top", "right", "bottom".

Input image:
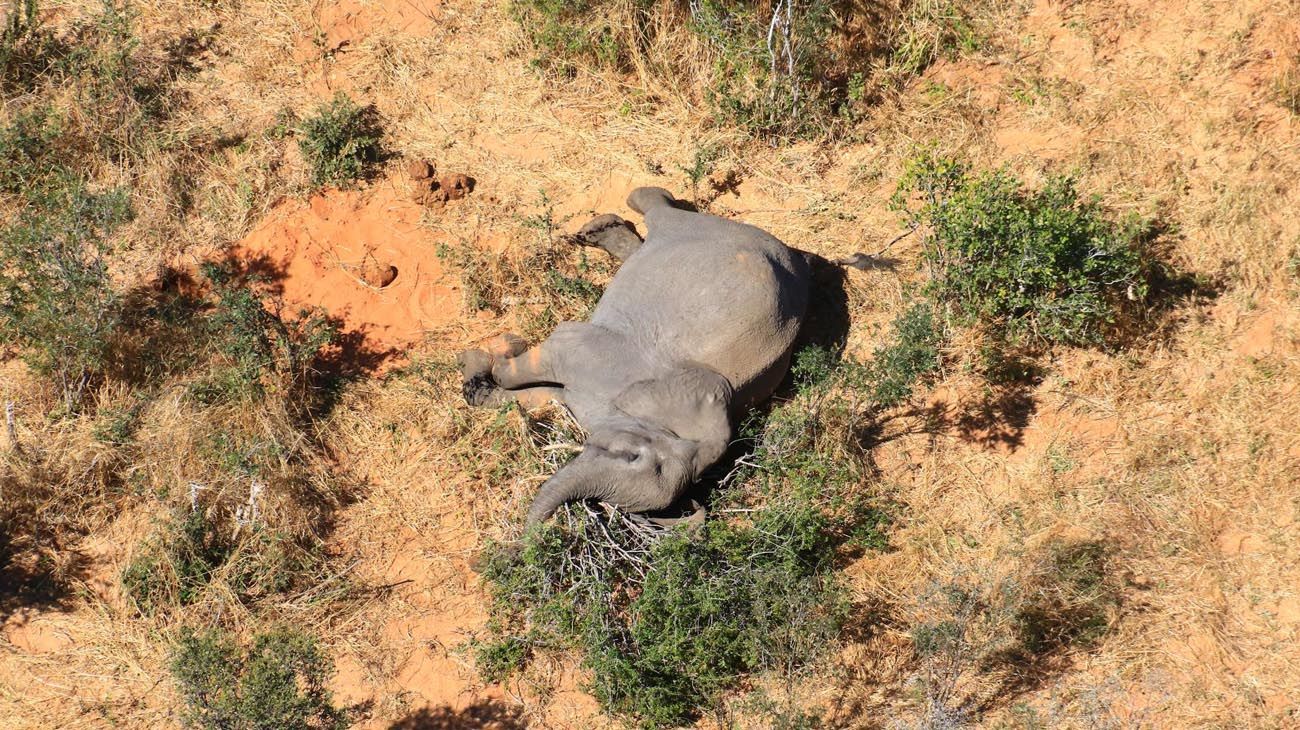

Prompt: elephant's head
[{"left": 525, "top": 367, "right": 733, "bottom": 525}]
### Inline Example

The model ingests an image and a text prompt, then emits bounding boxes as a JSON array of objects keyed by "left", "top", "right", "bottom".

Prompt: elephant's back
[{"left": 591, "top": 210, "right": 809, "bottom": 400}]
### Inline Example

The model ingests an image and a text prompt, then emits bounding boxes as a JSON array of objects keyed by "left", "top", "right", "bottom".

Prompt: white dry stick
[
  {"left": 766, "top": 0, "right": 800, "bottom": 115},
  {"left": 4, "top": 401, "right": 17, "bottom": 453},
  {"left": 188, "top": 482, "right": 205, "bottom": 513},
  {"left": 233, "top": 479, "right": 265, "bottom": 540},
  {"left": 247, "top": 479, "right": 264, "bottom": 525}
]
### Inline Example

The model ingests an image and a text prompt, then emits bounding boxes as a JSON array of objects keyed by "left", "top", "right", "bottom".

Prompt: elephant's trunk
[{"left": 525, "top": 456, "right": 607, "bottom": 526}]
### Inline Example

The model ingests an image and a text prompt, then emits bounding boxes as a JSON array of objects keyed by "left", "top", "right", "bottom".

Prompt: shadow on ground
[{"left": 388, "top": 700, "right": 528, "bottom": 729}]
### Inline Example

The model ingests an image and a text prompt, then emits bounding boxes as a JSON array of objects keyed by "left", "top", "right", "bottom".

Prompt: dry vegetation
[{"left": 1, "top": 0, "right": 1298, "bottom": 728}]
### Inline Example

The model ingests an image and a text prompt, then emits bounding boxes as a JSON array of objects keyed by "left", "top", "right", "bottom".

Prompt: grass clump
[
  {"left": 904, "top": 541, "right": 1119, "bottom": 723},
  {"left": 296, "top": 92, "right": 383, "bottom": 189},
  {"left": 171, "top": 627, "right": 347, "bottom": 730},
  {"left": 1274, "top": 62, "right": 1300, "bottom": 115},
  {"left": 437, "top": 193, "right": 610, "bottom": 337},
  {"left": 687, "top": 0, "right": 840, "bottom": 136},
  {"left": 894, "top": 152, "right": 1150, "bottom": 348},
  {"left": 0, "top": 0, "right": 70, "bottom": 92},
  {"left": 508, "top": 0, "right": 855, "bottom": 139},
  {"left": 475, "top": 360, "right": 886, "bottom": 727},
  {"left": 0, "top": 105, "right": 63, "bottom": 193},
  {"left": 0, "top": 176, "right": 133, "bottom": 411},
  {"left": 1014, "top": 540, "right": 1115, "bottom": 655},
  {"left": 508, "top": 0, "right": 1017, "bottom": 139},
  {"left": 123, "top": 508, "right": 232, "bottom": 615},
  {"left": 191, "top": 260, "right": 339, "bottom": 405},
  {"left": 122, "top": 505, "right": 320, "bottom": 616},
  {"left": 857, "top": 301, "right": 942, "bottom": 409},
  {"left": 886, "top": 0, "right": 987, "bottom": 81}
]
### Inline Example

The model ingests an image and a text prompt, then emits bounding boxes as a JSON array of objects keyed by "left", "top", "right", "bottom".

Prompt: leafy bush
[
  {"left": 0, "top": 176, "right": 132, "bottom": 411},
  {"left": 171, "top": 627, "right": 347, "bottom": 730},
  {"left": 296, "top": 92, "right": 382, "bottom": 188},
  {"left": 193, "top": 260, "right": 339, "bottom": 403},
  {"left": 857, "top": 302, "right": 942, "bottom": 409},
  {"left": 476, "top": 364, "right": 887, "bottom": 727},
  {"left": 479, "top": 505, "right": 849, "bottom": 727},
  {"left": 894, "top": 152, "right": 1149, "bottom": 347}
]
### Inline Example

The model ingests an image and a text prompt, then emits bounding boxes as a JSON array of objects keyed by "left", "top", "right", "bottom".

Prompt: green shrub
[
  {"left": 894, "top": 152, "right": 1149, "bottom": 347},
  {"left": 476, "top": 371, "right": 886, "bottom": 727},
  {"left": 0, "top": 175, "right": 132, "bottom": 411},
  {"left": 193, "top": 260, "right": 339, "bottom": 403},
  {"left": 480, "top": 505, "right": 849, "bottom": 728},
  {"left": 0, "top": 105, "right": 64, "bottom": 194},
  {"left": 171, "top": 627, "right": 347, "bottom": 730},
  {"left": 858, "top": 302, "right": 942, "bottom": 409},
  {"left": 0, "top": 0, "right": 69, "bottom": 92},
  {"left": 296, "top": 92, "right": 382, "bottom": 188}
]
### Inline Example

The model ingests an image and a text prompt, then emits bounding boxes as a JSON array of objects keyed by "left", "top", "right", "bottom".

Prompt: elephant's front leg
[
  {"left": 490, "top": 341, "right": 562, "bottom": 389},
  {"left": 459, "top": 333, "right": 528, "bottom": 406},
  {"left": 460, "top": 333, "right": 568, "bottom": 406}
]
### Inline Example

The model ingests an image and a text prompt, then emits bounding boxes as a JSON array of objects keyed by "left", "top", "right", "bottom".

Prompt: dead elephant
[{"left": 459, "top": 186, "right": 814, "bottom": 525}]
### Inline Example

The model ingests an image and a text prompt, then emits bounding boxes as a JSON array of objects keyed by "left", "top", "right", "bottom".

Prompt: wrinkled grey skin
[{"left": 458, "top": 187, "right": 810, "bottom": 525}]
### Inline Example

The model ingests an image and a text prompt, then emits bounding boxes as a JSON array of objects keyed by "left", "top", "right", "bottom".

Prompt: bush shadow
[
  {"left": 0, "top": 536, "right": 92, "bottom": 620},
  {"left": 114, "top": 253, "right": 400, "bottom": 410},
  {"left": 388, "top": 700, "right": 528, "bottom": 730}
]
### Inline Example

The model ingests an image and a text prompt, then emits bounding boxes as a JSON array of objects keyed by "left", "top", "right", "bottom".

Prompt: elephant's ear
[{"left": 614, "top": 367, "right": 733, "bottom": 469}]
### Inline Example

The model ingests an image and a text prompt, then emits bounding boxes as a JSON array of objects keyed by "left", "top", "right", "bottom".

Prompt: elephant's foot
[
  {"left": 458, "top": 333, "right": 529, "bottom": 407},
  {"left": 457, "top": 348, "right": 499, "bottom": 406},
  {"left": 462, "top": 371, "right": 499, "bottom": 407},
  {"left": 569, "top": 213, "right": 643, "bottom": 262}
]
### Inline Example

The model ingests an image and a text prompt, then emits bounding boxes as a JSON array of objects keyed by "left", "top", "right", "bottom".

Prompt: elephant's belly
[{"left": 591, "top": 240, "right": 809, "bottom": 394}]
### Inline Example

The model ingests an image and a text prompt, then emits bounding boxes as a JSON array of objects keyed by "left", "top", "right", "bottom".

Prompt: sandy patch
[{"left": 230, "top": 180, "right": 461, "bottom": 366}]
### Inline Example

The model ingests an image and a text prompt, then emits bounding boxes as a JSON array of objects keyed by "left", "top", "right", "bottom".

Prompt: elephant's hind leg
[{"left": 569, "top": 213, "right": 643, "bottom": 262}]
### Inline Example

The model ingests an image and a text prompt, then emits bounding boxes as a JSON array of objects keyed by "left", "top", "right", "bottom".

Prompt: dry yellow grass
[{"left": 1, "top": 0, "right": 1298, "bottom": 727}]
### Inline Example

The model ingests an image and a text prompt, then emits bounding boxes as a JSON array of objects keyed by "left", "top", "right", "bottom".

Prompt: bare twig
[{"left": 4, "top": 401, "right": 19, "bottom": 454}]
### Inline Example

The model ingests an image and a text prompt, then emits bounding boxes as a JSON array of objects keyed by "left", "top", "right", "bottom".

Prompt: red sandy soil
[{"left": 231, "top": 179, "right": 460, "bottom": 366}]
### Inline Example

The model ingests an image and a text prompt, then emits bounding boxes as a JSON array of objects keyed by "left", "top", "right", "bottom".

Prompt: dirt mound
[{"left": 231, "top": 180, "right": 459, "bottom": 365}]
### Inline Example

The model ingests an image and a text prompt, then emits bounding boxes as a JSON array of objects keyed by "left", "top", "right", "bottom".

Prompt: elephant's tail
[{"left": 821, "top": 251, "right": 899, "bottom": 272}]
